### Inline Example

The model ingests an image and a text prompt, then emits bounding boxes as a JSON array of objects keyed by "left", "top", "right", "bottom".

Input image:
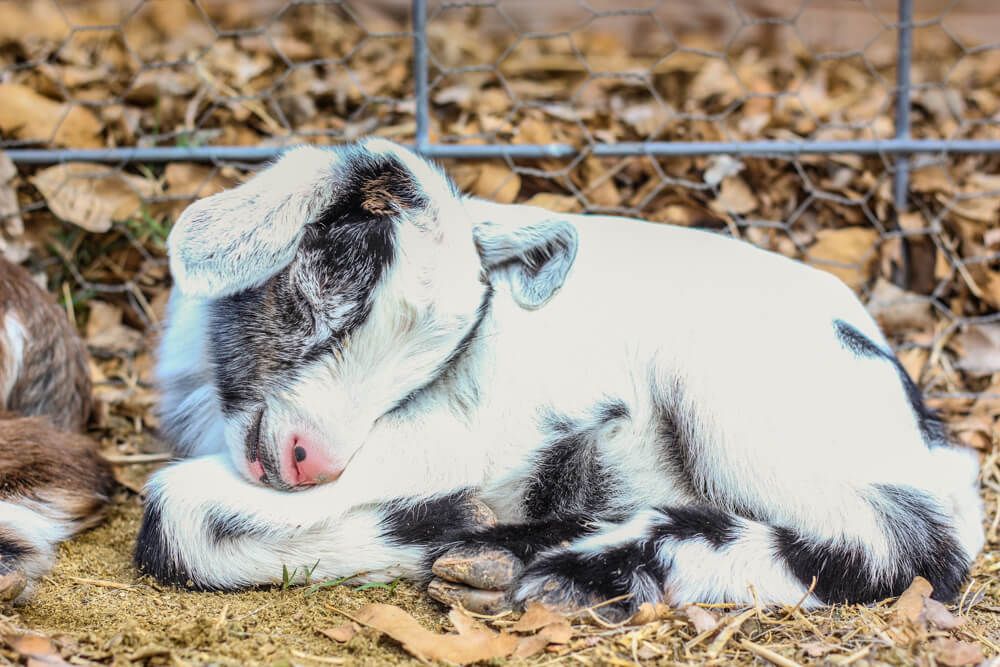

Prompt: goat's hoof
[
  {"left": 432, "top": 545, "right": 522, "bottom": 590},
  {"left": 427, "top": 577, "right": 511, "bottom": 615},
  {"left": 461, "top": 498, "right": 498, "bottom": 529}
]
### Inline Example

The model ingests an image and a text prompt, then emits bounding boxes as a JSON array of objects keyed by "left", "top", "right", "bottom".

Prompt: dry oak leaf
[
  {"left": 891, "top": 576, "right": 933, "bottom": 626},
  {"left": 30, "top": 163, "right": 156, "bottom": 233},
  {"left": 318, "top": 623, "right": 359, "bottom": 643},
  {"left": 1, "top": 625, "right": 69, "bottom": 666},
  {"left": 710, "top": 176, "right": 757, "bottom": 216},
  {"left": 0, "top": 84, "right": 101, "bottom": 149},
  {"left": 354, "top": 603, "right": 519, "bottom": 665},
  {"left": 929, "top": 638, "right": 984, "bottom": 666},
  {"left": 683, "top": 604, "right": 720, "bottom": 634},
  {"left": 807, "top": 227, "right": 879, "bottom": 292},
  {"left": 953, "top": 323, "right": 1000, "bottom": 375}
]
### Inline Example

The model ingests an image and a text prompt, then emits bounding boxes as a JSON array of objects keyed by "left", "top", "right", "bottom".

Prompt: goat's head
[{"left": 165, "top": 139, "right": 577, "bottom": 490}]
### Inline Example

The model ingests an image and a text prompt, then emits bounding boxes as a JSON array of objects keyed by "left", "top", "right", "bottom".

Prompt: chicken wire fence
[{"left": 1, "top": 0, "right": 1000, "bottom": 416}]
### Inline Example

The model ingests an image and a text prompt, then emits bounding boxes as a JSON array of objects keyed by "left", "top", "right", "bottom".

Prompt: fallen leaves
[
  {"left": 807, "top": 227, "right": 880, "bottom": 292},
  {"left": 0, "top": 84, "right": 102, "bottom": 149},
  {"left": 344, "top": 602, "right": 573, "bottom": 664},
  {"left": 888, "top": 577, "right": 980, "bottom": 663},
  {"left": 30, "top": 163, "right": 156, "bottom": 233},
  {"left": 0, "top": 621, "right": 69, "bottom": 666}
]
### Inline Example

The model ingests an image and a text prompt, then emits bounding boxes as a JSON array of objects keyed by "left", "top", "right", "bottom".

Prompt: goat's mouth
[{"left": 244, "top": 407, "right": 281, "bottom": 488}]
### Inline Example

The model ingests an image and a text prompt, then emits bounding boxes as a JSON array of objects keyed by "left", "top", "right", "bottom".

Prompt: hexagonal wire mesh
[{"left": 0, "top": 0, "right": 999, "bottom": 422}]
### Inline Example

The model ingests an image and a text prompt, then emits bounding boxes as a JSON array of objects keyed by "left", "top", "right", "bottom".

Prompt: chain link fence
[{"left": 1, "top": 0, "right": 999, "bottom": 431}]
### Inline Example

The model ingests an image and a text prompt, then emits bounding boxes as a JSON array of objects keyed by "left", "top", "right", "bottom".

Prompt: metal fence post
[
  {"left": 412, "top": 0, "right": 431, "bottom": 156},
  {"left": 893, "top": 0, "right": 913, "bottom": 213}
]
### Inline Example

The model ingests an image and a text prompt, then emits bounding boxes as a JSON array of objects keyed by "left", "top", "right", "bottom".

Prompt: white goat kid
[{"left": 137, "top": 138, "right": 983, "bottom": 618}]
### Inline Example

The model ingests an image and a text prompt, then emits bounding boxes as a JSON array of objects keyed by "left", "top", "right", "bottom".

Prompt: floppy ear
[
  {"left": 167, "top": 139, "right": 436, "bottom": 298},
  {"left": 473, "top": 215, "right": 578, "bottom": 310}
]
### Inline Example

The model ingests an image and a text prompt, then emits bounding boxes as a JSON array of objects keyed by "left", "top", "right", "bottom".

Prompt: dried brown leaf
[
  {"left": 891, "top": 576, "right": 933, "bottom": 626},
  {"left": 807, "top": 227, "right": 879, "bottom": 292},
  {"left": 3, "top": 629, "right": 69, "bottom": 666},
  {"left": 684, "top": 605, "right": 720, "bottom": 634},
  {"left": 30, "top": 163, "right": 156, "bottom": 233},
  {"left": 711, "top": 176, "right": 757, "bottom": 215},
  {"left": 929, "top": 638, "right": 984, "bottom": 666},
  {"left": 512, "top": 602, "right": 568, "bottom": 633},
  {"left": 953, "top": 323, "right": 1000, "bottom": 375},
  {"left": 922, "top": 598, "right": 967, "bottom": 631},
  {"left": 354, "top": 603, "right": 518, "bottom": 665},
  {"left": 318, "top": 623, "right": 359, "bottom": 643},
  {"left": 0, "top": 84, "right": 102, "bottom": 149},
  {"left": 866, "top": 278, "right": 935, "bottom": 333}
]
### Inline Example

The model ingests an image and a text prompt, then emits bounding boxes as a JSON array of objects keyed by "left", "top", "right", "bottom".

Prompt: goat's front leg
[{"left": 134, "top": 454, "right": 497, "bottom": 590}]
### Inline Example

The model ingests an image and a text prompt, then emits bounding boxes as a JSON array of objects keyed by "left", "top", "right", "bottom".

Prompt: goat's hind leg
[
  {"left": 0, "top": 417, "right": 114, "bottom": 602},
  {"left": 432, "top": 483, "right": 979, "bottom": 620}
]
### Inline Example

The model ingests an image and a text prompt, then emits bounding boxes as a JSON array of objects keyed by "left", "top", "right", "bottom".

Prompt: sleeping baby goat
[
  {"left": 137, "top": 139, "right": 983, "bottom": 618},
  {"left": 0, "top": 258, "right": 114, "bottom": 602}
]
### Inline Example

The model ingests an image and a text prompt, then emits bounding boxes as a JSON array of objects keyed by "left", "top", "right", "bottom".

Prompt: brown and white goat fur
[{"left": 0, "top": 259, "right": 114, "bottom": 602}]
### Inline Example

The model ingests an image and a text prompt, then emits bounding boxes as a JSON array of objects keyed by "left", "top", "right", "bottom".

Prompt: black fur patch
[
  {"left": 134, "top": 500, "right": 191, "bottom": 587},
  {"left": 651, "top": 380, "right": 708, "bottom": 502},
  {"left": 205, "top": 510, "right": 269, "bottom": 546},
  {"left": 774, "top": 485, "right": 967, "bottom": 604},
  {"left": 522, "top": 413, "right": 618, "bottom": 521},
  {"left": 208, "top": 153, "right": 423, "bottom": 415},
  {"left": 653, "top": 506, "right": 741, "bottom": 549},
  {"left": 833, "top": 319, "right": 947, "bottom": 444},
  {"left": 596, "top": 399, "right": 630, "bottom": 423},
  {"left": 431, "top": 516, "right": 604, "bottom": 565},
  {"left": 379, "top": 490, "right": 486, "bottom": 548},
  {"left": 872, "top": 483, "right": 968, "bottom": 602},
  {"left": 519, "top": 534, "right": 668, "bottom": 619}
]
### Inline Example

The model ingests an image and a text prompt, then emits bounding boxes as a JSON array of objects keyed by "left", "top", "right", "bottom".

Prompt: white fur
[{"left": 1, "top": 312, "right": 26, "bottom": 404}]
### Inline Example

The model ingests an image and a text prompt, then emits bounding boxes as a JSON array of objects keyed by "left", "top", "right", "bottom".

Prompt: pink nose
[{"left": 281, "top": 434, "right": 343, "bottom": 487}]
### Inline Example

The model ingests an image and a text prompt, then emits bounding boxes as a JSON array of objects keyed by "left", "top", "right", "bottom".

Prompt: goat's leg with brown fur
[{"left": 0, "top": 259, "right": 114, "bottom": 603}]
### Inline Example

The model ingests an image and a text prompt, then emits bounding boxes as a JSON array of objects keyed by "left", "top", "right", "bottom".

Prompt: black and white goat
[
  {"left": 136, "top": 139, "right": 983, "bottom": 618},
  {"left": 0, "top": 259, "right": 114, "bottom": 602}
]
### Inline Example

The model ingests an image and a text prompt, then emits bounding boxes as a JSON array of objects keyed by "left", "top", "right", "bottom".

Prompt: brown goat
[{"left": 0, "top": 258, "right": 114, "bottom": 602}]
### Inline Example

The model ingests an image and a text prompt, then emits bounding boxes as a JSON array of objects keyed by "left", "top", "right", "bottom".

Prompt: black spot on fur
[
  {"left": 774, "top": 484, "right": 967, "bottom": 604},
  {"left": 522, "top": 413, "right": 618, "bottom": 521},
  {"left": 208, "top": 153, "right": 423, "bottom": 415},
  {"left": 872, "top": 484, "right": 968, "bottom": 602},
  {"left": 596, "top": 399, "right": 630, "bottom": 423},
  {"left": 379, "top": 490, "right": 485, "bottom": 549},
  {"left": 520, "top": 534, "right": 668, "bottom": 619},
  {"left": 833, "top": 319, "right": 947, "bottom": 444},
  {"left": 653, "top": 506, "right": 741, "bottom": 549},
  {"left": 431, "top": 516, "right": 604, "bottom": 565},
  {"left": 205, "top": 510, "right": 269, "bottom": 546},
  {"left": 651, "top": 381, "right": 708, "bottom": 503},
  {"left": 134, "top": 500, "right": 190, "bottom": 587}
]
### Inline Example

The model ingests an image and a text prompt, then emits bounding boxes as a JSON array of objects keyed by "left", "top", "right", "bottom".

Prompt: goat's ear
[
  {"left": 167, "top": 140, "right": 435, "bottom": 298},
  {"left": 473, "top": 217, "right": 578, "bottom": 309},
  {"left": 167, "top": 146, "right": 340, "bottom": 298}
]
